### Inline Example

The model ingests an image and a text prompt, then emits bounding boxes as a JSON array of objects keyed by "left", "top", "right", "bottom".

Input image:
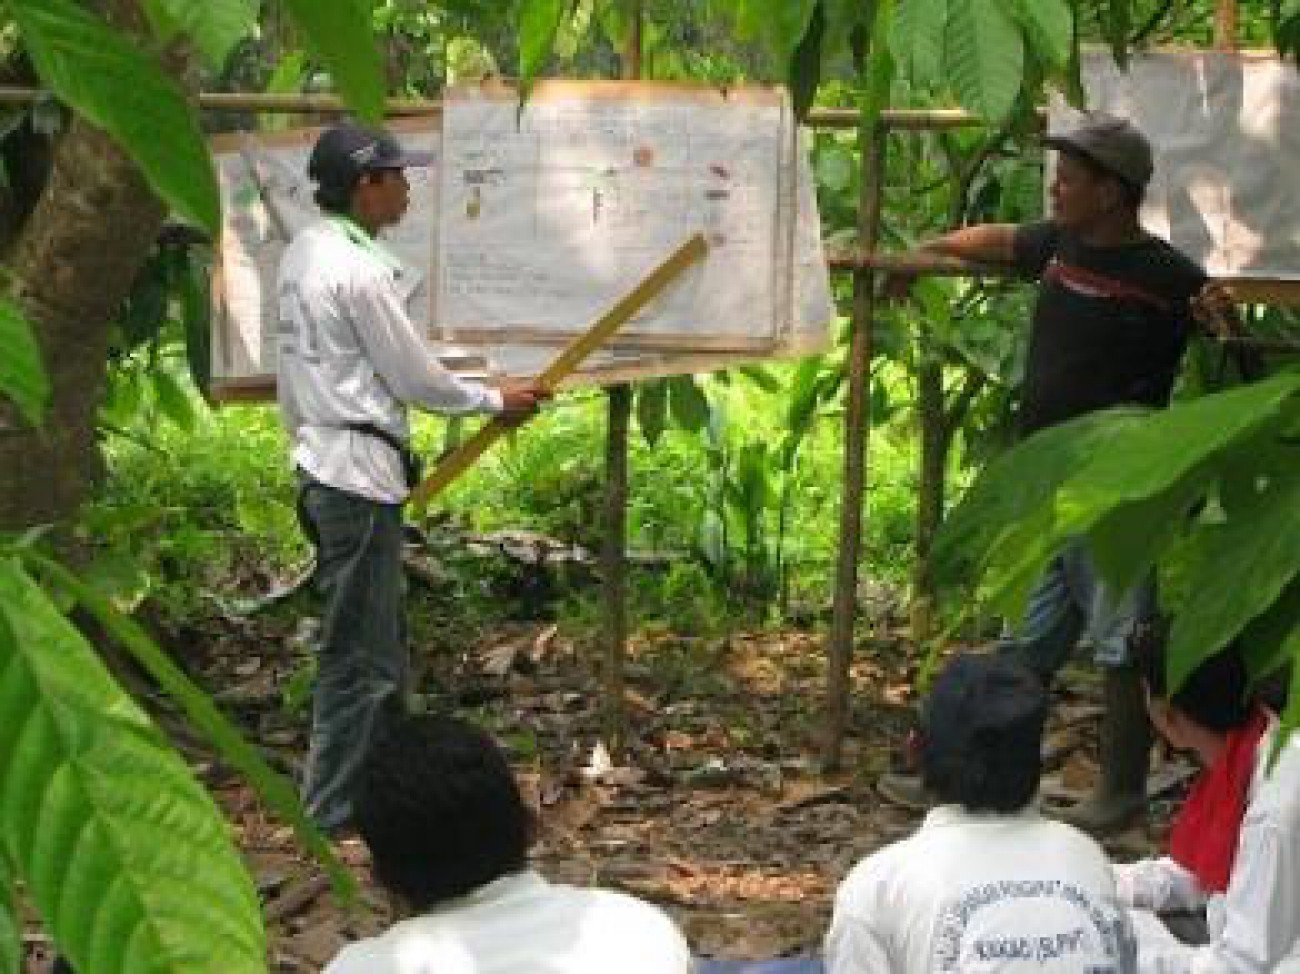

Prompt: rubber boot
[
  {"left": 877, "top": 770, "right": 935, "bottom": 811},
  {"left": 1060, "top": 664, "right": 1152, "bottom": 835}
]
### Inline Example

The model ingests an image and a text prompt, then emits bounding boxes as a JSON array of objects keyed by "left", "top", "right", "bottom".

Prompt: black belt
[{"left": 346, "top": 423, "right": 422, "bottom": 492}]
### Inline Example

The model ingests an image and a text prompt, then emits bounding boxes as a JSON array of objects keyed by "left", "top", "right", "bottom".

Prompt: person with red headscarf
[{"left": 1115, "top": 642, "right": 1300, "bottom": 972}]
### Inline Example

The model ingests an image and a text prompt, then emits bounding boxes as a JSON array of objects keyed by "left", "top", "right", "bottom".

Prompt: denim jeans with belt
[
  {"left": 997, "top": 537, "right": 1156, "bottom": 684},
  {"left": 297, "top": 474, "right": 409, "bottom": 831}
]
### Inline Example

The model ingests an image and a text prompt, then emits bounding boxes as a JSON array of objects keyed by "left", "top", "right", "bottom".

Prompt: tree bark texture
[{"left": 0, "top": 0, "right": 177, "bottom": 531}]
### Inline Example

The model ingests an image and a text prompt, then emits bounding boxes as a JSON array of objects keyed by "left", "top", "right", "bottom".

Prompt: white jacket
[
  {"left": 826, "top": 805, "right": 1136, "bottom": 973},
  {"left": 276, "top": 216, "right": 501, "bottom": 503},
  {"left": 324, "top": 870, "right": 692, "bottom": 974},
  {"left": 1114, "top": 722, "right": 1300, "bottom": 972}
]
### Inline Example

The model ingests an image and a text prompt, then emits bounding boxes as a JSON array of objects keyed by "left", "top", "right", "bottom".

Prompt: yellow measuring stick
[{"left": 409, "top": 232, "right": 708, "bottom": 514}]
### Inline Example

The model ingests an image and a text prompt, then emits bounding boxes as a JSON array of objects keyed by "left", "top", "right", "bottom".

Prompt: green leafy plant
[
  {"left": 0, "top": 297, "right": 48, "bottom": 427},
  {"left": 934, "top": 369, "right": 1300, "bottom": 726},
  {"left": 0, "top": 1, "right": 389, "bottom": 969},
  {"left": 0, "top": 557, "right": 264, "bottom": 974}
]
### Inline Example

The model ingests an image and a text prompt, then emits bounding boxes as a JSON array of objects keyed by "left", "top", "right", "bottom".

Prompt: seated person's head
[
  {"left": 1133, "top": 637, "right": 1253, "bottom": 742},
  {"left": 920, "top": 654, "right": 1048, "bottom": 814},
  {"left": 355, "top": 712, "right": 534, "bottom": 911}
]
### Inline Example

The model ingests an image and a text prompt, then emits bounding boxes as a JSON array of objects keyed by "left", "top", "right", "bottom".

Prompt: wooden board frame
[{"left": 209, "top": 83, "right": 832, "bottom": 404}]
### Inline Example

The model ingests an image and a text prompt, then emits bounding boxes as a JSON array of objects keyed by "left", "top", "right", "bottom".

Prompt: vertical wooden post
[
  {"left": 600, "top": 0, "right": 643, "bottom": 759},
  {"left": 1213, "top": 0, "right": 1238, "bottom": 51},
  {"left": 821, "top": 124, "right": 886, "bottom": 772}
]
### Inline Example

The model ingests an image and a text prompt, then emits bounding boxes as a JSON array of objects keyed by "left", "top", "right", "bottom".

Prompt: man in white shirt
[
  {"left": 277, "top": 122, "right": 548, "bottom": 833},
  {"left": 325, "top": 712, "right": 693, "bottom": 974},
  {"left": 1114, "top": 641, "right": 1300, "bottom": 972},
  {"left": 826, "top": 654, "right": 1136, "bottom": 973}
]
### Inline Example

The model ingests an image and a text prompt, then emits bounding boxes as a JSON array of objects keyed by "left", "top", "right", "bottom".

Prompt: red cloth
[{"left": 1168, "top": 707, "right": 1270, "bottom": 893}]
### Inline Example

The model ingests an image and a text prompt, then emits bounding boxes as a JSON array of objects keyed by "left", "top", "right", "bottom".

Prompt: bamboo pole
[
  {"left": 822, "top": 124, "right": 886, "bottom": 773},
  {"left": 0, "top": 85, "right": 994, "bottom": 130},
  {"left": 598, "top": 0, "right": 646, "bottom": 761},
  {"left": 407, "top": 233, "right": 707, "bottom": 511}
]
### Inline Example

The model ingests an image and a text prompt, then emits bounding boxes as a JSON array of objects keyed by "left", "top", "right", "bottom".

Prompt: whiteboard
[{"left": 436, "top": 82, "right": 792, "bottom": 350}]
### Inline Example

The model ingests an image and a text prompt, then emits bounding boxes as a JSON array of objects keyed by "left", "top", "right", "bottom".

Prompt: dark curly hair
[
  {"left": 354, "top": 712, "right": 534, "bottom": 910},
  {"left": 920, "top": 654, "right": 1048, "bottom": 814},
  {"left": 1134, "top": 636, "right": 1253, "bottom": 734}
]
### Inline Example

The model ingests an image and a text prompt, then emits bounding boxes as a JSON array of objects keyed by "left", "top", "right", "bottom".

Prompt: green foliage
[
  {"left": 0, "top": 848, "right": 15, "bottom": 974},
  {"left": 1278, "top": 0, "right": 1300, "bottom": 63},
  {"left": 140, "top": 0, "right": 260, "bottom": 71},
  {"left": 788, "top": 0, "right": 824, "bottom": 120},
  {"left": 935, "top": 371, "right": 1300, "bottom": 722},
  {"left": 519, "top": 0, "right": 567, "bottom": 86},
  {"left": 0, "top": 297, "right": 48, "bottom": 427},
  {"left": 859, "top": 0, "right": 896, "bottom": 130},
  {"left": 890, "top": 0, "right": 947, "bottom": 84},
  {"left": 1102, "top": 0, "right": 1132, "bottom": 66},
  {"left": 1279, "top": 0, "right": 1300, "bottom": 59},
  {"left": 0, "top": 558, "right": 263, "bottom": 974},
  {"left": 98, "top": 404, "right": 305, "bottom": 620},
  {"left": 944, "top": 0, "right": 1025, "bottom": 121},
  {"left": 25, "top": 552, "right": 355, "bottom": 903},
  {"left": 1013, "top": 0, "right": 1072, "bottom": 73},
  {"left": 280, "top": 0, "right": 386, "bottom": 120},
  {"left": 10, "top": 0, "right": 219, "bottom": 234}
]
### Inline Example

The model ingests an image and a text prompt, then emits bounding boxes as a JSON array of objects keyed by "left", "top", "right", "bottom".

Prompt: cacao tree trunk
[
  {"left": 910, "top": 352, "right": 947, "bottom": 641},
  {"left": 0, "top": 0, "right": 185, "bottom": 532}
]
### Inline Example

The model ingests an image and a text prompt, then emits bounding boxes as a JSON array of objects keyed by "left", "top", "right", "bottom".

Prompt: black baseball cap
[
  {"left": 1044, "top": 112, "right": 1154, "bottom": 190},
  {"left": 308, "top": 122, "right": 435, "bottom": 190}
]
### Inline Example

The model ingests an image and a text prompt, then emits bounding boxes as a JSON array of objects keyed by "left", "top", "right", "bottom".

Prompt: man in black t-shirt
[{"left": 878, "top": 114, "right": 1235, "bottom": 833}]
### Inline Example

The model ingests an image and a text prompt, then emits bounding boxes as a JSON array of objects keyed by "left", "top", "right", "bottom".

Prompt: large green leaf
[
  {"left": 0, "top": 847, "right": 17, "bottom": 974},
  {"left": 1085, "top": 475, "right": 1202, "bottom": 600},
  {"left": 668, "top": 376, "right": 711, "bottom": 433},
  {"left": 753, "top": 0, "right": 819, "bottom": 66},
  {"left": 21, "top": 552, "right": 355, "bottom": 903},
  {"left": 859, "top": 0, "right": 896, "bottom": 132},
  {"left": 1007, "top": 0, "right": 1071, "bottom": 74},
  {"left": 934, "top": 408, "right": 1145, "bottom": 588},
  {"left": 889, "top": 0, "right": 948, "bottom": 87},
  {"left": 1238, "top": 578, "right": 1300, "bottom": 685},
  {"left": 0, "top": 559, "right": 263, "bottom": 974},
  {"left": 281, "top": 0, "right": 385, "bottom": 121},
  {"left": 823, "top": 0, "right": 873, "bottom": 65},
  {"left": 1103, "top": 0, "right": 1131, "bottom": 68},
  {"left": 1167, "top": 470, "right": 1300, "bottom": 692},
  {"left": 1057, "top": 373, "right": 1300, "bottom": 533},
  {"left": 179, "top": 249, "right": 213, "bottom": 399},
  {"left": 1279, "top": 659, "right": 1300, "bottom": 766},
  {"left": 978, "top": 374, "right": 1298, "bottom": 615},
  {"left": 140, "top": 0, "right": 258, "bottom": 71},
  {"left": 11, "top": 0, "right": 218, "bottom": 235},
  {"left": 519, "top": 0, "right": 566, "bottom": 88},
  {"left": 788, "top": 0, "right": 825, "bottom": 121},
  {"left": 636, "top": 379, "right": 668, "bottom": 447},
  {"left": 944, "top": 0, "right": 1025, "bottom": 120},
  {"left": 0, "top": 297, "right": 48, "bottom": 428}
]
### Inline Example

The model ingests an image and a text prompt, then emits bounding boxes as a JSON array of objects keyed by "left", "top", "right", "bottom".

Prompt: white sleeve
[
  {"left": 825, "top": 873, "right": 893, "bottom": 974},
  {"left": 825, "top": 913, "right": 892, "bottom": 974},
  {"left": 1133, "top": 819, "right": 1300, "bottom": 973},
  {"left": 349, "top": 266, "right": 503, "bottom": 415},
  {"left": 1113, "top": 857, "right": 1204, "bottom": 913}
]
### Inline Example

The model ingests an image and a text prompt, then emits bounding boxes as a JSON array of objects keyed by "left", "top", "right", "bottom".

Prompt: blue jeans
[
  {"left": 297, "top": 475, "right": 409, "bottom": 831},
  {"left": 997, "top": 537, "right": 1155, "bottom": 685}
]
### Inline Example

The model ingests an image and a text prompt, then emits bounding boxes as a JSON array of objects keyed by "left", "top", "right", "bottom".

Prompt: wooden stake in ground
[{"left": 407, "top": 232, "right": 708, "bottom": 514}]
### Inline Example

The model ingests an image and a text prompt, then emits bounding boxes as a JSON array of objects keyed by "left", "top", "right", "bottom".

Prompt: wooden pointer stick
[{"left": 408, "top": 232, "right": 708, "bottom": 513}]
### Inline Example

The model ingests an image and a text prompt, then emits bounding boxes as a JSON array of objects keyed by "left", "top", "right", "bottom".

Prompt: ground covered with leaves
[{"left": 25, "top": 571, "right": 1184, "bottom": 972}]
